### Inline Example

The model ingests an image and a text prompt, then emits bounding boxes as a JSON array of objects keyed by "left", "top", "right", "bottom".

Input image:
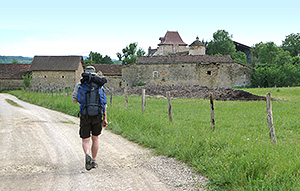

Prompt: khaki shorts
[{"left": 79, "top": 115, "right": 102, "bottom": 139}]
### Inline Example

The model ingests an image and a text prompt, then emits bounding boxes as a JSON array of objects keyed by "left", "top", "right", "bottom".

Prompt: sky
[{"left": 1, "top": 0, "right": 300, "bottom": 60}]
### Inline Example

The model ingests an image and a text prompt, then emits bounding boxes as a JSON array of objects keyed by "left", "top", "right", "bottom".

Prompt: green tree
[
  {"left": 250, "top": 42, "right": 264, "bottom": 66},
  {"left": 22, "top": 73, "right": 32, "bottom": 89},
  {"left": 85, "top": 51, "right": 113, "bottom": 64},
  {"left": 250, "top": 41, "right": 300, "bottom": 87},
  {"left": 274, "top": 50, "right": 292, "bottom": 66},
  {"left": 102, "top": 55, "right": 113, "bottom": 64},
  {"left": 117, "top": 42, "right": 145, "bottom": 65},
  {"left": 207, "top": 30, "right": 236, "bottom": 56},
  {"left": 282, "top": 33, "right": 300, "bottom": 57},
  {"left": 257, "top": 42, "right": 281, "bottom": 65},
  {"left": 231, "top": 51, "right": 247, "bottom": 64}
]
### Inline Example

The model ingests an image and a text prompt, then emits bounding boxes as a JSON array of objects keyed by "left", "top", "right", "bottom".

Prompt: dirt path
[{"left": 0, "top": 93, "right": 207, "bottom": 191}]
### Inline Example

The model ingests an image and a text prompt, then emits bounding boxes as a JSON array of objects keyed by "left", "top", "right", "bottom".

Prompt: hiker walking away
[{"left": 72, "top": 66, "right": 108, "bottom": 171}]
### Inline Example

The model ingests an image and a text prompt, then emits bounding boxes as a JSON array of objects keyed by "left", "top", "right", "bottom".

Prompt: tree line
[{"left": 0, "top": 56, "right": 33, "bottom": 64}]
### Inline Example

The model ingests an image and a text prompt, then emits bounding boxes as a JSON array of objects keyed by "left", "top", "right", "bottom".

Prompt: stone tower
[{"left": 189, "top": 36, "right": 206, "bottom": 55}]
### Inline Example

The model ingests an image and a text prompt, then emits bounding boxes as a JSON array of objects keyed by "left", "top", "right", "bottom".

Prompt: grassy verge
[
  {"left": 5, "top": 98, "right": 23, "bottom": 107},
  {"left": 5, "top": 87, "right": 300, "bottom": 190}
]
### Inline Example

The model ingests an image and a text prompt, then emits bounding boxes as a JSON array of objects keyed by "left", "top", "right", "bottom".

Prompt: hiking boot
[
  {"left": 91, "top": 160, "right": 98, "bottom": 168},
  {"left": 85, "top": 154, "right": 92, "bottom": 171}
]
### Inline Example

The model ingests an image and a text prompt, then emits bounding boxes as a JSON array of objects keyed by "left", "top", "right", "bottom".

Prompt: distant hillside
[{"left": 0, "top": 56, "right": 33, "bottom": 64}]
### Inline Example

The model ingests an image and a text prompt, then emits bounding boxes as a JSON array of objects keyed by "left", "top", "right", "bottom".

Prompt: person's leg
[
  {"left": 82, "top": 137, "right": 93, "bottom": 170},
  {"left": 91, "top": 135, "right": 99, "bottom": 160},
  {"left": 82, "top": 138, "right": 90, "bottom": 155}
]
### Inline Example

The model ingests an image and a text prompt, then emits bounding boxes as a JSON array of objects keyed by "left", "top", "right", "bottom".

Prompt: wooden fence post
[
  {"left": 166, "top": 91, "right": 173, "bottom": 122},
  {"left": 210, "top": 93, "right": 215, "bottom": 131},
  {"left": 266, "top": 92, "right": 277, "bottom": 144},
  {"left": 110, "top": 88, "right": 113, "bottom": 107},
  {"left": 124, "top": 86, "right": 128, "bottom": 109},
  {"left": 142, "top": 89, "right": 146, "bottom": 114}
]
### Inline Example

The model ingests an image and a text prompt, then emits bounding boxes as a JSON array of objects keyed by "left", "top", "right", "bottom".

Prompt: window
[{"left": 153, "top": 71, "right": 158, "bottom": 78}]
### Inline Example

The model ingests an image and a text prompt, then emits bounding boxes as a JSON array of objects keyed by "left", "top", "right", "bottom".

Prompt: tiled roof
[
  {"left": 30, "top": 56, "right": 83, "bottom": 71},
  {"left": 189, "top": 37, "right": 205, "bottom": 47},
  {"left": 92, "top": 64, "right": 123, "bottom": 76},
  {"left": 158, "top": 31, "right": 187, "bottom": 46},
  {"left": 0, "top": 64, "right": 31, "bottom": 79},
  {"left": 136, "top": 55, "right": 234, "bottom": 64},
  {"left": 233, "top": 41, "right": 251, "bottom": 49},
  {"left": 147, "top": 48, "right": 157, "bottom": 56}
]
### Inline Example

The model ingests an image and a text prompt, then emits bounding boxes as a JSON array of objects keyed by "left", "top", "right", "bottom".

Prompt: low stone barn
[
  {"left": 30, "top": 56, "right": 84, "bottom": 91},
  {"left": 0, "top": 64, "right": 31, "bottom": 90},
  {"left": 123, "top": 55, "right": 253, "bottom": 88}
]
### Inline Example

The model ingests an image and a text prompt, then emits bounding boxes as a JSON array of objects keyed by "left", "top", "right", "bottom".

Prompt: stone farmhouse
[
  {"left": 123, "top": 31, "right": 253, "bottom": 88},
  {"left": 30, "top": 56, "right": 85, "bottom": 91},
  {"left": 0, "top": 64, "right": 31, "bottom": 90}
]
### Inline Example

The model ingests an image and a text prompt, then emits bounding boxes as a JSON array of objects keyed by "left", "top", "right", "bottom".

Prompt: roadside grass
[
  {"left": 5, "top": 98, "right": 23, "bottom": 107},
  {"left": 7, "top": 87, "right": 300, "bottom": 190}
]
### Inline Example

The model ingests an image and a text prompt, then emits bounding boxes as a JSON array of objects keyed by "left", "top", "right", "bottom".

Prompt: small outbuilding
[
  {"left": 30, "top": 56, "right": 84, "bottom": 91},
  {"left": 0, "top": 64, "right": 31, "bottom": 90}
]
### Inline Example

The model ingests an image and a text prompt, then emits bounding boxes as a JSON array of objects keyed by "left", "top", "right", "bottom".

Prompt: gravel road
[{"left": 0, "top": 93, "right": 207, "bottom": 191}]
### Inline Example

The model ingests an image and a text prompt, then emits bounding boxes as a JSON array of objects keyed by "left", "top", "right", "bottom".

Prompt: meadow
[{"left": 6, "top": 87, "right": 300, "bottom": 190}]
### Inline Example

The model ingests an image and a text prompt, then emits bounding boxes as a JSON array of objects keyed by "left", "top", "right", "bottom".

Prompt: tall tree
[
  {"left": 231, "top": 51, "right": 247, "bottom": 65},
  {"left": 282, "top": 33, "right": 300, "bottom": 57},
  {"left": 206, "top": 30, "right": 236, "bottom": 56},
  {"left": 250, "top": 41, "right": 300, "bottom": 87},
  {"left": 256, "top": 42, "right": 281, "bottom": 65},
  {"left": 102, "top": 55, "right": 113, "bottom": 64},
  {"left": 117, "top": 43, "right": 145, "bottom": 65},
  {"left": 85, "top": 51, "right": 113, "bottom": 64}
]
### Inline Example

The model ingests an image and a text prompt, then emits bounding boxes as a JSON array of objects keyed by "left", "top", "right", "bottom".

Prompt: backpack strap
[
  {"left": 77, "top": 85, "right": 82, "bottom": 103},
  {"left": 99, "top": 87, "right": 106, "bottom": 113},
  {"left": 79, "top": 81, "right": 88, "bottom": 115}
]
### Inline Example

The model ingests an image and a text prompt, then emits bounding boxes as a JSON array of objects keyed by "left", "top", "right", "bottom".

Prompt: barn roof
[
  {"left": 91, "top": 64, "right": 123, "bottom": 76},
  {"left": 0, "top": 64, "right": 31, "bottom": 79},
  {"left": 136, "top": 55, "right": 234, "bottom": 64},
  {"left": 158, "top": 31, "right": 187, "bottom": 46},
  {"left": 30, "top": 56, "right": 83, "bottom": 71}
]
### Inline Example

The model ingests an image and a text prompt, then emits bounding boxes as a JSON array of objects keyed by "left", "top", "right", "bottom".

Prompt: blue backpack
[{"left": 77, "top": 81, "right": 106, "bottom": 117}]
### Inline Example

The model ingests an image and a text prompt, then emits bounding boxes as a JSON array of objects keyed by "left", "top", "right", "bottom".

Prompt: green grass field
[{"left": 6, "top": 87, "right": 300, "bottom": 190}]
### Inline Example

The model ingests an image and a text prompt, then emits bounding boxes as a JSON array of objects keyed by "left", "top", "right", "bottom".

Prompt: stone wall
[
  {"left": 0, "top": 79, "right": 24, "bottom": 90},
  {"left": 31, "top": 71, "right": 78, "bottom": 90},
  {"left": 189, "top": 46, "right": 205, "bottom": 55},
  {"left": 105, "top": 76, "right": 123, "bottom": 90},
  {"left": 153, "top": 45, "right": 187, "bottom": 56},
  {"left": 122, "top": 62, "right": 252, "bottom": 88},
  {"left": 75, "top": 64, "right": 84, "bottom": 85}
]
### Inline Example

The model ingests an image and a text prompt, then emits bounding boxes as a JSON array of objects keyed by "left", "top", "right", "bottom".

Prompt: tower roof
[
  {"left": 158, "top": 31, "right": 187, "bottom": 46},
  {"left": 189, "top": 36, "right": 205, "bottom": 47}
]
